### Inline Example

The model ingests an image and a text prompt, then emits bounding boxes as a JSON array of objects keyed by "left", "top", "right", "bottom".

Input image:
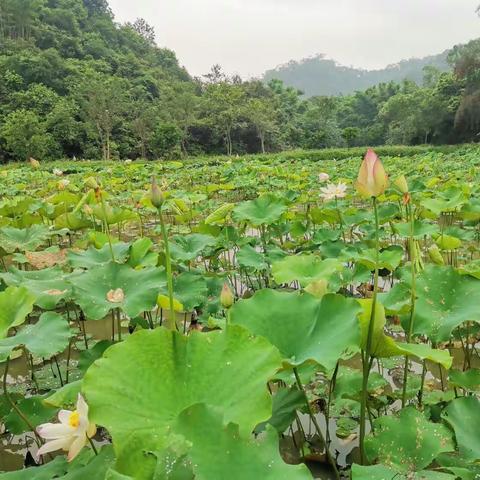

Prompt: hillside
[{"left": 263, "top": 51, "right": 450, "bottom": 97}]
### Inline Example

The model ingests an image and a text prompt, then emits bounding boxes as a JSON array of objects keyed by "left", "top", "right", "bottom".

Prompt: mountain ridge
[{"left": 263, "top": 50, "right": 451, "bottom": 97}]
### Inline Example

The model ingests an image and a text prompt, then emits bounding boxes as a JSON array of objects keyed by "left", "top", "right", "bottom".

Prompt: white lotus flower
[
  {"left": 320, "top": 182, "right": 348, "bottom": 201},
  {"left": 36, "top": 394, "right": 96, "bottom": 462},
  {"left": 318, "top": 172, "right": 330, "bottom": 183},
  {"left": 53, "top": 168, "right": 63, "bottom": 176},
  {"left": 58, "top": 179, "right": 70, "bottom": 190}
]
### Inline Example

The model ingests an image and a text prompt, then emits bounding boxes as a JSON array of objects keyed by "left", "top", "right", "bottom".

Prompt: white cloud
[{"left": 109, "top": 0, "right": 480, "bottom": 77}]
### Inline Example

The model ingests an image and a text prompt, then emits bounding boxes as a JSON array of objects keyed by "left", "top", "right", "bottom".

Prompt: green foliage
[{"left": 0, "top": 0, "right": 476, "bottom": 162}]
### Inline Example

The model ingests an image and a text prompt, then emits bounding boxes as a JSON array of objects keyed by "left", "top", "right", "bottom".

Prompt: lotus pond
[{"left": 1, "top": 145, "right": 480, "bottom": 479}]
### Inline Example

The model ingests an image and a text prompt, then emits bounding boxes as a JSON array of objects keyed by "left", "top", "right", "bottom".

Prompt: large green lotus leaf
[
  {"left": 230, "top": 289, "right": 362, "bottom": 371},
  {"left": 461, "top": 198, "right": 480, "bottom": 221},
  {"left": 127, "top": 237, "right": 158, "bottom": 268},
  {"left": 170, "top": 234, "right": 217, "bottom": 263},
  {"left": 104, "top": 470, "right": 133, "bottom": 480},
  {"left": 407, "top": 265, "right": 480, "bottom": 342},
  {"left": 436, "top": 452, "right": 480, "bottom": 480},
  {"left": 378, "top": 282, "right": 411, "bottom": 315},
  {"left": 312, "top": 227, "right": 342, "bottom": 244},
  {"left": 0, "top": 446, "right": 116, "bottom": 480},
  {"left": 54, "top": 212, "right": 93, "bottom": 230},
  {"left": 357, "top": 299, "right": 397, "bottom": 358},
  {"left": 0, "top": 312, "right": 72, "bottom": 362},
  {"left": 334, "top": 366, "right": 389, "bottom": 401},
  {"left": 205, "top": 203, "right": 235, "bottom": 225},
  {"left": 421, "top": 189, "right": 466, "bottom": 216},
  {"left": 59, "top": 445, "right": 116, "bottom": 480},
  {"left": 166, "top": 403, "right": 312, "bottom": 480},
  {"left": 4, "top": 395, "right": 58, "bottom": 434},
  {"left": 92, "top": 204, "right": 136, "bottom": 225},
  {"left": 172, "top": 272, "right": 208, "bottom": 311},
  {"left": 271, "top": 255, "right": 344, "bottom": 288},
  {"left": 436, "top": 234, "right": 462, "bottom": 251},
  {"left": 458, "top": 259, "right": 480, "bottom": 280},
  {"left": 236, "top": 244, "right": 268, "bottom": 270},
  {"left": 442, "top": 397, "right": 480, "bottom": 461},
  {"left": 0, "top": 224, "right": 52, "bottom": 253},
  {"left": 233, "top": 194, "right": 287, "bottom": 226},
  {"left": 255, "top": 387, "right": 306, "bottom": 434},
  {"left": 82, "top": 325, "right": 282, "bottom": 479},
  {"left": 0, "top": 266, "right": 72, "bottom": 309},
  {"left": 394, "top": 342, "right": 452, "bottom": 370},
  {"left": 72, "top": 262, "right": 166, "bottom": 320},
  {"left": 358, "top": 299, "right": 452, "bottom": 367},
  {"left": 67, "top": 243, "right": 130, "bottom": 269},
  {"left": 44, "top": 380, "right": 82, "bottom": 408},
  {"left": 394, "top": 220, "right": 439, "bottom": 239},
  {"left": 365, "top": 407, "right": 454, "bottom": 473},
  {"left": 0, "top": 286, "right": 36, "bottom": 338},
  {"left": 78, "top": 340, "right": 114, "bottom": 373},
  {"left": 0, "top": 456, "right": 67, "bottom": 479},
  {"left": 377, "top": 203, "right": 400, "bottom": 223},
  {"left": 449, "top": 368, "right": 480, "bottom": 391},
  {"left": 351, "top": 464, "right": 455, "bottom": 480},
  {"left": 350, "top": 245, "right": 404, "bottom": 272}
]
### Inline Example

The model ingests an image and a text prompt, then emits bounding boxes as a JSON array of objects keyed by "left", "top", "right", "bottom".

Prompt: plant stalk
[
  {"left": 359, "top": 196, "right": 380, "bottom": 464},
  {"left": 158, "top": 209, "right": 177, "bottom": 331}
]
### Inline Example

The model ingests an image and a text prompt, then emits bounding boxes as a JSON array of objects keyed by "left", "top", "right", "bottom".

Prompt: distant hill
[{"left": 263, "top": 51, "right": 450, "bottom": 97}]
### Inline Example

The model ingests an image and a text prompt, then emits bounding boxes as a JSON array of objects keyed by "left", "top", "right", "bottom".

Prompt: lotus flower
[
  {"left": 318, "top": 172, "right": 330, "bottom": 183},
  {"left": 355, "top": 149, "right": 388, "bottom": 198},
  {"left": 107, "top": 288, "right": 125, "bottom": 303},
  {"left": 53, "top": 168, "right": 63, "bottom": 176},
  {"left": 57, "top": 179, "right": 70, "bottom": 190},
  {"left": 36, "top": 394, "right": 96, "bottom": 462},
  {"left": 320, "top": 183, "right": 348, "bottom": 201}
]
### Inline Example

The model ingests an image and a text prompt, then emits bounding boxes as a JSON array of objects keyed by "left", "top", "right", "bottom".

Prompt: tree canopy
[{"left": 0, "top": 0, "right": 479, "bottom": 161}]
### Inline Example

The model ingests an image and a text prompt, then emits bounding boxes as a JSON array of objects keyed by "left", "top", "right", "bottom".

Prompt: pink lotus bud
[
  {"left": 29, "top": 157, "right": 40, "bottom": 169},
  {"left": 318, "top": 172, "right": 330, "bottom": 183},
  {"left": 355, "top": 149, "right": 388, "bottom": 198}
]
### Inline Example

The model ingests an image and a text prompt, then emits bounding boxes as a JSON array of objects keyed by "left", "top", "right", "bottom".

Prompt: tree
[
  {"left": 150, "top": 123, "right": 182, "bottom": 159},
  {"left": 342, "top": 127, "right": 360, "bottom": 147},
  {"left": 245, "top": 98, "right": 278, "bottom": 153},
  {"left": 1, "top": 109, "right": 55, "bottom": 160},
  {"left": 126, "top": 18, "right": 155, "bottom": 45},
  {"left": 204, "top": 82, "right": 245, "bottom": 155},
  {"left": 130, "top": 101, "right": 157, "bottom": 159},
  {"left": 77, "top": 75, "right": 129, "bottom": 160}
]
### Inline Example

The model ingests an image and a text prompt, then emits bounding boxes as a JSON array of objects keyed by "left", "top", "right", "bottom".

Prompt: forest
[{"left": 0, "top": 0, "right": 479, "bottom": 162}]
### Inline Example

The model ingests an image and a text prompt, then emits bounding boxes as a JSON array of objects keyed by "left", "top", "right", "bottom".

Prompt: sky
[{"left": 108, "top": 0, "right": 480, "bottom": 78}]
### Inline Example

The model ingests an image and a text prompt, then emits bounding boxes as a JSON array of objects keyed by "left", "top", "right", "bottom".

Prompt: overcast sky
[{"left": 108, "top": 0, "right": 480, "bottom": 78}]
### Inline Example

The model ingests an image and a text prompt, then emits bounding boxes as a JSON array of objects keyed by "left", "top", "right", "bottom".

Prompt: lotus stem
[
  {"left": 158, "top": 209, "right": 177, "bottom": 331},
  {"left": 293, "top": 367, "right": 340, "bottom": 480},
  {"left": 3, "top": 357, "right": 43, "bottom": 446},
  {"left": 359, "top": 196, "right": 380, "bottom": 465},
  {"left": 99, "top": 192, "right": 115, "bottom": 262},
  {"left": 402, "top": 202, "right": 417, "bottom": 407}
]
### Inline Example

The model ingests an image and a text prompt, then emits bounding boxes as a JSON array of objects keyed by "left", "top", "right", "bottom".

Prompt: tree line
[{"left": 0, "top": 0, "right": 479, "bottom": 161}]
